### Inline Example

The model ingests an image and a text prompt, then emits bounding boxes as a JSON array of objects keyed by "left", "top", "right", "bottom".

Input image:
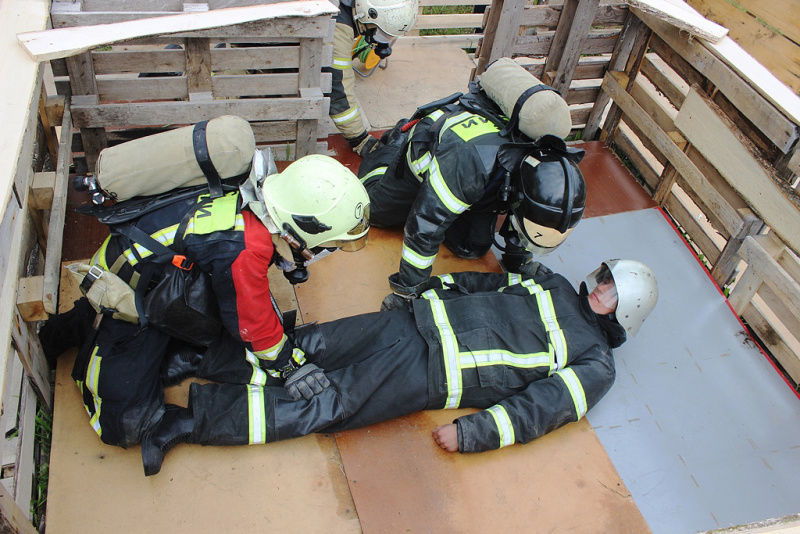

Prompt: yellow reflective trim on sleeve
[
  {"left": 401, "top": 243, "right": 436, "bottom": 270},
  {"left": 487, "top": 405, "right": 515, "bottom": 447},
  {"left": 331, "top": 106, "right": 361, "bottom": 125},
  {"left": 360, "top": 166, "right": 387, "bottom": 183},
  {"left": 429, "top": 157, "right": 469, "bottom": 214},
  {"left": 556, "top": 368, "right": 588, "bottom": 420},
  {"left": 408, "top": 151, "right": 432, "bottom": 180},
  {"left": 291, "top": 348, "right": 307, "bottom": 366},
  {"left": 247, "top": 384, "right": 267, "bottom": 444},
  {"left": 333, "top": 57, "right": 352, "bottom": 69},
  {"left": 245, "top": 350, "right": 268, "bottom": 387},
  {"left": 437, "top": 274, "right": 455, "bottom": 285},
  {"left": 254, "top": 334, "right": 288, "bottom": 362},
  {"left": 535, "top": 289, "right": 568, "bottom": 371}
]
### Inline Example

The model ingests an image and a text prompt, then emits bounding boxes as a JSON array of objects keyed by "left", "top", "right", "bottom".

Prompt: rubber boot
[
  {"left": 141, "top": 404, "right": 195, "bottom": 476},
  {"left": 161, "top": 343, "right": 204, "bottom": 386},
  {"left": 38, "top": 297, "right": 96, "bottom": 365}
]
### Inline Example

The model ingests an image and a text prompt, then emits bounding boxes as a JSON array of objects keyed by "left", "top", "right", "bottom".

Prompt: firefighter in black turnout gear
[
  {"left": 140, "top": 260, "right": 658, "bottom": 475},
  {"left": 357, "top": 58, "right": 588, "bottom": 310}
]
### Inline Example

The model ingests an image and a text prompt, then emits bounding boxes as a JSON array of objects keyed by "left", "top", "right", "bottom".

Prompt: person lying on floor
[{"left": 140, "top": 259, "right": 657, "bottom": 476}]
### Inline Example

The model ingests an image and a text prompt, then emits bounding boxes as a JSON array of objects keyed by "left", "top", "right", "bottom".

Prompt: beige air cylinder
[
  {"left": 95, "top": 115, "right": 256, "bottom": 201},
  {"left": 478, "top": 57, "right": 572, "bottom": 140}
]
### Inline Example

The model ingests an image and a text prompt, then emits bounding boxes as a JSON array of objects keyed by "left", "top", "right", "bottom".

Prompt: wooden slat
[
  {"left": 686, "top": 0, "right": 800, "bottom": 93},
  {"left": 415, "top": 13, "right": 484, "bottom": 30},
  {"left": 602, "top": 70, "right": 743, "bottom": 235},
  {"left": 663, "top": 190, "right": 722, "bottom": 264},
  {"left": 742, "top": 300, "right": 800, "bottom": 384},
  {"left": 637, "top": 10, "right": 800, "bottom": 154},
  {"left": 23, "top": 1, "right": 338, "bottom": 61},
  {"left": 520, "top": 2, "right": 627, "bottom": 28},
  {"left": 544, "top": 0, "right": 601, "bottom": 96},
  {"left": 613, "top": 122, "right": 660, "bottom": 190},
  {"left": 675, "top": 88, "right": 800, "bottom": 256},
  {"left": 626, "top": 0, "right": 727, "bottom": 43},
  {"left": 0, "top": 481, "right": 37, "bottom": 534},
  {"left": 71, "top": 95, "right": 327, "bottom": 127},
  {"left": 43, "top": 103, "right": 73, "bottom": 315},
  {"left": 16, "top": 277, "right": 46, "bottom": 322},
  {"left": 738, "top": 235, "right": 800, "bottom": 327},
  {"left": 513, "top": 29, "right": 619, "bottom": 57},
  {"left": 640, "top": 52, "right": 688, "bottom": 110},
  {"left": 10, "top": 305, "right": 52, "bottom": 410},
  {"left": 92, "top": 48, "right": 185, "bottom": 74}
]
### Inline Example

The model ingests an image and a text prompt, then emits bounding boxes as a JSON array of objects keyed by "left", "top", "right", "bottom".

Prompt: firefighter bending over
[
  {"left": 328, "top": 0, "right": 419, "bottom": 156},
  {"left": 357, "top": 58, "right": 588, "bottom": 311},
  {"left": 40, "top": 132, "right": 370, "bottom": 460},
  {"left": 138, "top": 259, "right": 657, "bottom": 476}
]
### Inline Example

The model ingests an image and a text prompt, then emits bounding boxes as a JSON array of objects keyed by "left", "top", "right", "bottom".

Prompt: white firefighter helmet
[
  {"left": 353, "top": 0, "right": 419, "bottom": 39},
  {"left": 261, "top": 155, "right": 370, "bottom": 253},
  {"left": 585, "top": 259, "right": 658, "bottom": 337}
]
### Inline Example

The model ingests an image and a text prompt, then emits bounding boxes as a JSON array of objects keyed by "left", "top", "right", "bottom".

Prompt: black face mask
[{"left": 580, "top": 282, "right": 627, "bottom": 348}]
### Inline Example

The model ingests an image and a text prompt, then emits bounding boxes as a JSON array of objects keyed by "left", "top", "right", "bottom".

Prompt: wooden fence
[
  {"left": 477, "top": 0, "right": 800, "bottom": 387},
  {"left": 49, "top": 0, "right": 336, "bottom": 173}
]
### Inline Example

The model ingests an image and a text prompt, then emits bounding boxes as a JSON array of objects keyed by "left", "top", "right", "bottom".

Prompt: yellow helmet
[{"left": 261, "top": 155, "right": 370, "bottom": 254}]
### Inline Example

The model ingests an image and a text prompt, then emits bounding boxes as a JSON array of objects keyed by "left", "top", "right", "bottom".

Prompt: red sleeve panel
[{"left": 231, "top": 210, "right": 282, "bottom": 352}]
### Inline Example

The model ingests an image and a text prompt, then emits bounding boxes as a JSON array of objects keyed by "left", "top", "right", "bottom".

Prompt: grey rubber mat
[{"left": 549, "top": 208, "right": 800, "bottom": 533}]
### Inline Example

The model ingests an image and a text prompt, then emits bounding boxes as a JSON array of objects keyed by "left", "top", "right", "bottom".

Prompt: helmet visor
[
  {"left": 368, "top": 26, "right": 395, "bottom": 43},
  {"left": 585, "top": 264, "right": 619, "bottom": 311},
  {"left": 317, "top": 205, "right": 370, "bottom": 252},
  {"left": 510, "top": 215, "right": 572, "bottom": 256}
]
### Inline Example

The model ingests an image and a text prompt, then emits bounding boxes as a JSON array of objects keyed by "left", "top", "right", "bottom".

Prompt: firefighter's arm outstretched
[{"left": 450, "top": 351, "right": 615, "bottom": 453}]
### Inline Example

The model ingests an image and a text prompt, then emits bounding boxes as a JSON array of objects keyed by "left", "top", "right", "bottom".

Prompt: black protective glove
[
  {"left": 517, "top": 260, "right": 553, "bottom": 278},
  {"left": 380, "top": 292, "right": 413, "bottom": 312},
  {"left": 284, "top": 363, "right": 330, "bottom": 400}
]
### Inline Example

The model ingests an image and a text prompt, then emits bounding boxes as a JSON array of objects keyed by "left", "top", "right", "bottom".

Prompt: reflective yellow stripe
[
  {"left": 487, "top": 405, "right": 515, "bottom": 447},
  {"left": 408, "top": 151, "right": 432, "bottom": 179},
  {"left": 438, "top": 111, "right": 473, "bottom": 143},
  {"left": 427, "top": 298, "right": 462, "bottom": 408},
  {"left": 247, "top": 384, "right": 267, "bottom": 444},
  {"left": 401, "top": 244, "right": 436, "bottom": 270},
  {"left": 535, "top": 288, "right": 567, "bottom": 371},
  {"left": 360, "top": 166, "right": 387, "bottom": 183},
  {"left": 429, "top": 157, "right": 469, "bottom": 214},
  {"left": 333, "top": 57, "right": 351, "bottom": 69},
  {"left": 556, "top": 368, "right": 587, "bottom": 419},
  {"left": 332, "top": 106, "right": 361, "bottom": 124},
  {"left": 92, "top": 237, "right": 112, "bottom": 270},
  {"left": 291, "top": 347, "right": 307, "bottom": 366},
  {"left": 85, "top": 347, "right": 103, "bottom": 437},
  {"left": 461, "top": 349, "right": 551, "bottom": 369},
  {"left": 245, "top": 350, "right": 268, "bottom": 386},
  {"left": 190, "top": 192, "right": 240, "bottom": 236},
  {"left": 436, "top": 274, "right": 454, "bottom": 285},
  {"left": 253, "top": 334, "right": 288, "bottom": 363},
  {"left": 122, "top": 224, "right": 180, "bottom": 266}
]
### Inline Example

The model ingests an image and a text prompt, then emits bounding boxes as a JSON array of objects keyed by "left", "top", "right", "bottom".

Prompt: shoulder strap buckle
[{"left": 171, "top": 255, "right": 193, "bottom": 270}]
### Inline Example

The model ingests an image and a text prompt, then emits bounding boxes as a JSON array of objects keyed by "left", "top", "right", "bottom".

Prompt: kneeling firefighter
[
  {"left": 329, "top": 0, "right": 419, "bottom": 156},
  {"left": 357, "top": 58, "right": 587, "bottom": 310},
  {"left": 39, "top": 116, "right": 370, "bottom": 466}
]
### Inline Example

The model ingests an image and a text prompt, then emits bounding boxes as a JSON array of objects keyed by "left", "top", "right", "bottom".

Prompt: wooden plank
[
  {"left": 211, "top": 72, "right": 332, "bottom": 98},
  {"left": 584, "top": 11, "right": 647, "bottom": 139},
  {"left": 710, "top": 208, "right": 761, "bottom": 287},
  {"left": 92, "top": 48, "right": 186, "bottom": 74},
  {"left": 21, "top": 1, "right": 338, "bottom": 61},
  {"left": 71, "top": 96, "right": 327, "bottom": 127},
  {"left": 13, "top": 382, "right": 36, "bottom": 520},
  {"left": 647, "top": 33, "right": 705, "bottom": 98},
  {"left": 415, "top": 13, "right": 484, "bottom": 30},
  {"left": 602, "top": 71, "right": 743, "bottom": 234},
  {"left": 1, "top": 353, "right": 24, "bottom": 467},
  {"left": 640, "top": 52, "right": 688, "bottom": 110},
  {"left": 399, "top": 33, "right": 482, "bottom": 49},
  {"left": 637, "top": 10, "right": 800, "bottom": 152},
  {"left": 16, "top": 277, "right": 46, "bottom": 323},
  {"left": 544, "top": 0, "right": 601, "bottom": 96},
  {"left": 625, "top": 0, "right": 727, "bottom": 43},
  {"left": 29, "top": 172, "right": 55, "bottom": 211},
  {"left": 0, "top": 201, "right": 23, "bottom": 410},
  {"left": 737, "top": 235, "right": 800, "bottom": 329},
  {"left": 10, "top": 305, "right": 52, "bottom": 409},
  {"left": 43, "top": 103, "right": 73, "bottom": 316},
  {"left": 0, "top": 480, "right": 37, "bottom": 534},
  {"left": 675, "top": 88, "right": 800, "bottom": 256},
  {"left": 513, "top": 29, "right": 619, "bottom": 57},
  {"left": 686, "top": 0, "right": 800, "bottom": 93},
  {"left": 186, "top": 38, "right": 212, "bottom": 95},
  {"left": 520, "top": 2, "right": 627, "bottom": 28},
  {"left": 477, "top": 0, "right": 528, "bottom": 75},
  {"left": 629, "top": 74, "right": 677, "bottom": 143},
  {"left": 663, "top": 189, "right": 722, "bottom": 264},
  {"left": 742, "top": 300, "right": 800, "bottom": 384},
  {"left": 66, "top": 53, "right": 107, "bottom": 172},
  {"left": 250, "top": 121, "right": 325, "bottom": 144},
  {"left": 96, "top": 77, "right": 187, "bottom": 102},
  {"left": 613, "top": 122, "right": 661, "bottom": 190}
]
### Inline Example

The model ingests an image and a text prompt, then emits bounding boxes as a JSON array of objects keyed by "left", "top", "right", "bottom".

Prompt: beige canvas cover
[
  {"left": 67, "top": 263, "right": 139, "bottom": 323},
  {"left": 479, "top": 57, "right": 572, "bottom": 140},
  {"left": 95, "top": 115, "right": 256, "bottom": 201}
]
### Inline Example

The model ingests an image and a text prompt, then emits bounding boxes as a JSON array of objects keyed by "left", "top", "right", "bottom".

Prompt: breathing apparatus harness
[{"left": 402, "top": 81, "right": 585, "bottom": 251}]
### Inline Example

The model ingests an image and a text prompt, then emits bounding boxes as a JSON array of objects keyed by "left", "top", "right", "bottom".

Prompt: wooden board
[
  {"left": 19, "top": 0, "right": 338, "bottom": 62},
  {"left": 625, "top": 0, "right": 727, "bottom": 43},
  {"left": 674, "top": 88, "right": 800, "bottom": 256}
]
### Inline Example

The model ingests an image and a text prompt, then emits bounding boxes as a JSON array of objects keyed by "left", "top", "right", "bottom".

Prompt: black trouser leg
[
  {"left": 363, "top": 165, "right": 422, "bottom": 228},
  {"left": 188, "top": 311, "right": 430, "bottom": 445}
]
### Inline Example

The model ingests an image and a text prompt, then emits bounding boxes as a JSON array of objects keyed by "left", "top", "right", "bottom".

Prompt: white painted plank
[
  {"left": 18, "top": 0, "right": 338, "bottom": 62},
  {"left": 625, "top": 0, "right": 727, "bottom": 42}
]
